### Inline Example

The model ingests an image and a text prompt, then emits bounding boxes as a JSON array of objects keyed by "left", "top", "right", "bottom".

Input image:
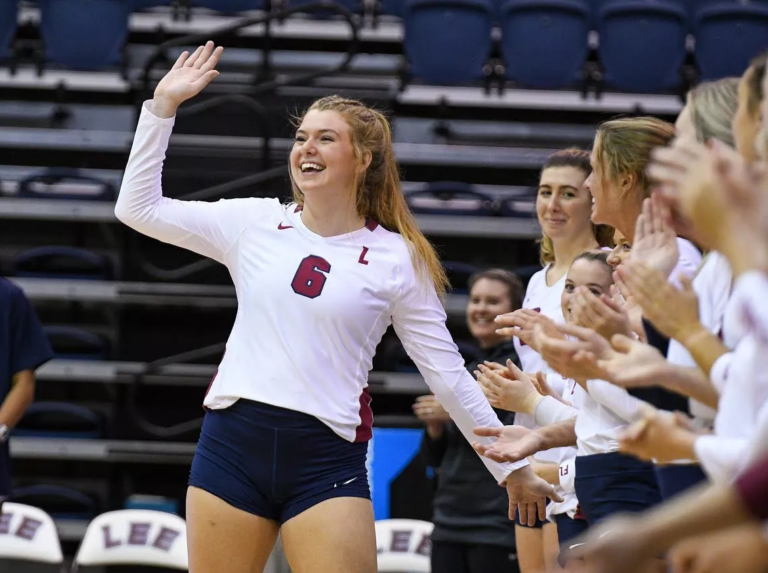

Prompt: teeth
[{"left": 301, "top": 162, "right": 325, "bottom": 172}]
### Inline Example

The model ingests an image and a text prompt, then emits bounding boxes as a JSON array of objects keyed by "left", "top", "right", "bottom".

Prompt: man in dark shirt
[{"left": 0, "top": 278, "right": 54, "bottom": 506}]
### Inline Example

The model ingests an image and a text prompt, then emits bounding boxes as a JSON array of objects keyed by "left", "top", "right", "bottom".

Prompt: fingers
[
  {"left": 190, "top": 70, "right": 221, "bottom": 91},
  {"left": 193, "top": 41, "right": 214, "bottom": 69},
  {"left": 473, "top": 426, "right": 502, "bottom": 438},
  {"left": 184, "top": 44, "right": 205, "bottom": 67},
  {"left": 517, "top": 503, "right": 529, "bottom": 527},
  {"left": 172, "top": 50, "right": 190, "bottom": 69},
  {"left": 527, "top": 502, "right": 539, "bottom": 526},
  {"left": 505, "top": 359, "right": 526, "bottom": 380},
  {"left": 610, "top": 333, "right": 635, "bottom": 353},
  {"left": 199, "top": 45, "right": 225, "bottom": 73}
]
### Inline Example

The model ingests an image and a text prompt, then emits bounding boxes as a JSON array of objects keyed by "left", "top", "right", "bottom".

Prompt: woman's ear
[
  {"left": 358, "top": 149, "right": 373, "bottom": 174},
  {"left": 620, "top": 171, "right": 637, "bottom": 194}
]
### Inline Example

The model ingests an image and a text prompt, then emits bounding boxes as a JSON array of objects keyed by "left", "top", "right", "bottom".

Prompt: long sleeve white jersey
[{"left": 115, "top": 102, "right": 525, "bottom": 483}]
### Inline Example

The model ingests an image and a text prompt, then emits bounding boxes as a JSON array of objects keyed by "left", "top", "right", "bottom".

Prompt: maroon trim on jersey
[
  {"left": 294, "top": 204, "right": 303, "bottom": 213},
  {"left": 574, "top": 504, "right": 586, "bottom": 521},
  {"left": 358, "top": 246, "right": 370, "bottom": 265},
  {"left": 365, "top": 218, "right": 379, "bottom": 231},
  {"left": 202, "top": 359, "right": 223, "bottom": 410},
  {"left": 735, "top": 454, "right": 768, "bottom": 521},
  {"left": 355, "top": 387, "right": 373, "bottom": 442}
]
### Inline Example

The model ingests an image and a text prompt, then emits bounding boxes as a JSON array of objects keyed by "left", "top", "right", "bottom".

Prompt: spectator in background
[
  {"left": 414, "top": 269, "right": 524, "bottom": 573},
  {"left": 0, "top": 278, "right": 53, "bottom": 508}
]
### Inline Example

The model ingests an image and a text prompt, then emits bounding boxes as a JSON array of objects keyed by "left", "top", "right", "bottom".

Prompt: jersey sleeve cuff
[{"left": 534, "top": 396, "right": 578, "bottom": 426}]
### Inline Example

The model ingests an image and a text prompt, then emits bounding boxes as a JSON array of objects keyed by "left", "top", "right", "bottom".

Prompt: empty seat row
[{"left": 406, "top": 0, "right": 768, "bottom": 89}]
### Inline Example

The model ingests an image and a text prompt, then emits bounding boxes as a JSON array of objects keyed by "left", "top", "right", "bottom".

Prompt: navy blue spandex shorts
[{"left": 189, "top": 399, "right": 370, "bottom": 524}]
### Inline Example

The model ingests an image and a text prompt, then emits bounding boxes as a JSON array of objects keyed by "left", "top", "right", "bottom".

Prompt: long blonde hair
[
  {"left": 595, "top": 117, "right": 676, "bottom": 202},
  {"left": 688, "top": 78, "right": 739, "bottom": 147},
  {"left": 291, "top": 95, "right": 449, "bottom": 296},
  {"left": 538, "top": 148, "right": 614, "bottom": 265}
]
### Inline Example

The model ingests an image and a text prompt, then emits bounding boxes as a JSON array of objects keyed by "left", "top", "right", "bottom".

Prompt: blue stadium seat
[
  {"left": 0, "top": 0, "right": 19, "bottom": 60},
  {"left": 404, "top": 0, "right": 494, "bottom": 84},
  {"left": 12, "top": 246, "right": 114, "bottom": 280},
  {"left": 694, "top": 3, "right": 768, "bottom": 80},
  {"left": 443, "top": 260, "right": 478, "bottom": 293},
  {"left": 597, "top": 0, "right": 688, "bottom": 92},
  {"left": 38, "top": 0, "right": 129, "bottom": 70},
  {"left": 130, "top": 0, "right": 175, "bottom": 9},
  {"left": 379, "top": 0, "right": 404, "bottom": 16},
  {"left": 15, "top": 402, "right": 103, "bottom": 439},
  {"left": 9, "top": 485, "right": 99, "bottom": 522},
  {"left": 500, "top": 0, "right": 590, "bottom": 89},
  {"left": 44, "top": 326, "right": 111, "bottom": 361},
  {"left": 190, "top": 0, "right": 264, "bottom": 12},
  {"left": 18, "top": 169, "right": 117, "bottom": 202},
  {"left": 405, "top": 182, "right": 498, "bottom": 216}
]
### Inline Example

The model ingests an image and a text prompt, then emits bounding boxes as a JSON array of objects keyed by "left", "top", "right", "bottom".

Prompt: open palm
[{"left": 154, "top": 41, "right": 224, "bottom": 108}]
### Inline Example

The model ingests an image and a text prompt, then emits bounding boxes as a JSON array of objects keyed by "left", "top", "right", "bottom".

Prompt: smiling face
[
  {"left": 561, "top": 257, "right": 615, "bottom": 324},
  {"left": 290, "top": 109, "right": 368, "bottom": 198},
  {"left": 536, "top": 166, "right": 593, "bottom": 242},
  {"left": 583, "top": 141, "right": 621, "bottom": 227},
  {"left": 466, "top": 278, "right": 514, "bottom": 348}
]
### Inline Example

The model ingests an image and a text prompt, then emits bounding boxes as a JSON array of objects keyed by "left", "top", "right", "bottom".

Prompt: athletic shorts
[
  {"left": 554, "top": 513, "right": 589, "bottom": 548},
  {"left": 189, "top": 399, "right": 370, "bottom": 524},
  {"left": 574, "top": 452, "right": 661, "bottom": 525},
  {"left": 654, "top": 464, "right": 707, "bottom": 501}
]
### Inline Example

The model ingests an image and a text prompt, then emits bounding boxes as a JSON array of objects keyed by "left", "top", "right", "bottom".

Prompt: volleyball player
[
  {"left": 115, "top": 41, "right": 559, "bottom": 573},
  {"left": 493, "top": 149, "right": 613, "bottom": 572}
]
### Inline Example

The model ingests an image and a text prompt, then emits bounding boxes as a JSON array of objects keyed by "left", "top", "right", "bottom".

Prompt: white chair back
[
  {"left": 0, "top": 502, "right": 63, "bottom": 564},
  {"left": 72, "top": 509, "right": 187, "bottom": 570},
  {"left": 375, "top": 519, "right": 433, "bottom": 573}
]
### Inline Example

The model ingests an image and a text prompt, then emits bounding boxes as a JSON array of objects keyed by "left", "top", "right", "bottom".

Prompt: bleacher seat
[
  {"left": 375, "top": 519, "right": 433, "bottom": 572},
  {"left": 15, "top": 402, "right": 103, "bottom": 439},
  {"left": 443, "top": 260, "right": 478, "bottom": 293},
  {"left": 597, "top": 0, "right": 688, "bottom": 92},
  {"left": 0, "top": 0, "right": 18, "bottom": 61},
  {"left": 500, "top": 0, "right": 590, "bottom": 89},
  {"left": 379, "top": 0, "right": 404, "bottom": 16},
  {"left": 10, "top": 485, "right": 99, "bottom": 523},
  {"left": 0, "top": 502, "right": 63, "bottom": 568},
  {"left": 190, "top": 0, "right": 264, "bottom": 12},
  {"left": 17, "top": 168, "right": 117, "bottom": 202},
  {"left": 694, "top": 2, "right": 768, "bottom": 80},
  {"left": 403, "top": 0, "right": 494, "bottom": 84},
  {"left": 405, "top": 182, "right": 498, "bottom": 216},
  {"left": 12, "top": 246, "right": 114, "bottom": 280},
  {"left": 39, "top": 0, "right": 129, "bottom": 70},
  {"left": 44, "top": 326, "right": 111, "bottom": 360},
  {"left": 72, "top": 509, "right": 188, "bottom": 571}
]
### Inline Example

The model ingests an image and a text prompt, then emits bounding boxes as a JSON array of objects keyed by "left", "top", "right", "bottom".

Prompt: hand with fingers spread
[
  {"left": 152, "top": 41, "right": 225, "bottom": 118},
  {"left": 629, "top": 192, "right": 680, "bottom": 278},
  {"left": 570, "top": 286, "right": 633, "bottom": 342},
  {"left": 535, "top": 323, "right": 611, "bottom": 383},
  {"left": 505, "top": 465, "right": 564, "bottom": 526},
  {"left": 494, "top": 309, "right": 563, "bottom": 352},
  {"left": 533, "top": 371, "right": 571, "bottom": 406},
  {"left": 472, "top": 424, "right": 546, "bottom": 464},
  {"left": 618, "top": 403, "right": 698, "bottom": 463},
  {"left": 475, "top": 360, "right": 544, "bottom": 414},
  {"left": 615, "top": 261, "right": 702, "bottom": 344}
]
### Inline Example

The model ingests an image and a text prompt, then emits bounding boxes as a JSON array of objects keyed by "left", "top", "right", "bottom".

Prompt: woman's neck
[
  {"left": 548, "top": 229, "right": 599, "bottom": 282},
  {"left": 614, "top": 194, "right": 645, "bottom": 244},
  {"left": 301, "top": 193, "right": 364, "bottom": 237}
]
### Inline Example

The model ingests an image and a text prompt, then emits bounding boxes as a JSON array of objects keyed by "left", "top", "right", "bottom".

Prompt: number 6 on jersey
[{"left": 291, "top": 255, "right": 332, "bottom": 299}]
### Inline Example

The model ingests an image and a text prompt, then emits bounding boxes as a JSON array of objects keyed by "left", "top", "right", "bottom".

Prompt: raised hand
[
  {"left": 495, "top": 309, "right": 563, "bottom": 352},
  {"left": 592, "top": 334, "right": 671, "bottom": 389},
  {"left": 152, "top": 41, "right": 224, "bottom": 118},
  {"left": 536, "top": 323, "right": 611, "bottom": 383},
  {"left": 615, "top": 260, "right": 702, "bottom": 344},
  {"left": 570, "top": 286, "right": 633, "bottom": 341},
  {"left": 630, "top": 192, "right": 680, "bottom": 278}
]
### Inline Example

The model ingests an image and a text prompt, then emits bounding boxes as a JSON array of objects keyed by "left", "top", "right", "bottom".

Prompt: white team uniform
[
  {"left": 513, "top": 265, "right": 577, "bottom": 519},
  {"left": 115, "top": 102, "right": 525, "bottom": 484}
]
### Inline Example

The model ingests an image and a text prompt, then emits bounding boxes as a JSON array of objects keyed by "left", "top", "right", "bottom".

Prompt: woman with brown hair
[{"left": 114, "top": 41, "right": 559, "bottom": 573}]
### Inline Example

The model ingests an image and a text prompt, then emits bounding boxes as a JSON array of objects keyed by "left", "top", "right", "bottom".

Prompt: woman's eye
[{"left": 589, "top": 288, "right": 602, "bottom": 297}]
